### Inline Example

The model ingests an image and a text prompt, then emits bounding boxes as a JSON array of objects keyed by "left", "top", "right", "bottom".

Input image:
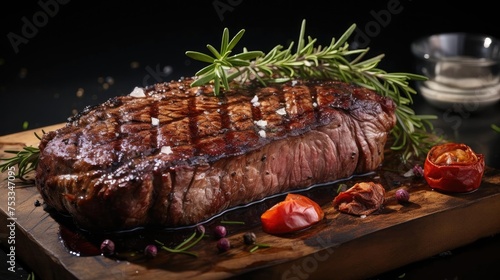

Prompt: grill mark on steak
[
  {"left": 150, "top": 100, "right": 159, "bottom": 150},
  {"left": 187, "top": 92, "right": 199, "bottom": 156},
  {"left": 35, "top": 77, "right": 396, "bottom": 231},
  {"left": 283, "top": 84, "right": 315, "bottom": 132}
]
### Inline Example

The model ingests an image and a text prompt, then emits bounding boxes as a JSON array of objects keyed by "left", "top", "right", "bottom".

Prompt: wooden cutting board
[{"left": 1, "top": 124, "right": 500, "bottom": 280}]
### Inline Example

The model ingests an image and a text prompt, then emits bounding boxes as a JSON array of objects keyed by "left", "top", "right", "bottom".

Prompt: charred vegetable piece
[
  {"left": 260, "top": 193, "right": 324, "bottom": 235},
  {"left": 332, "top": 182, "right": 385, "bottom": 216},
  {"left": 424, "top": 143, "right": 485, "bottom": 193}
]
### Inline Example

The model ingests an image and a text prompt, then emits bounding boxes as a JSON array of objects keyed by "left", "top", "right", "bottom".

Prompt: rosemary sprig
[
  {"left": 220, "top": 220, "right": 245, "bottom": 225},
  {"left": 492, "top": 124, "right": 500, "bottom": 133},
  {"left": 186, "top": 19, "right": 438, "bottom": 160},
  {"left": 249, "top": 243, "right": 270, "bottom": 253},
  {"left": 155, "top": 227, "right": 205, "bottom": 257},
  {"left": 0, "top": 132, "right": 43, "bottom": 180}
]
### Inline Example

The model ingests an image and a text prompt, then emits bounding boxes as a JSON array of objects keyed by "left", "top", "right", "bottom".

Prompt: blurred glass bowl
[
  {"left": 411, "top": 32, "right": 500, "bottom": 110},
  {"left": 417, "top": 81, "right": 500, "bottom": 110}
]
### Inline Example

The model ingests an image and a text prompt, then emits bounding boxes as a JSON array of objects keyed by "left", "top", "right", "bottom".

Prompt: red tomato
[
  {"left": 424, "top": 142, "right": 485, "bottom": 193},
  {"left": 260, "top": 193, "right": 324, "bottom": 235}
]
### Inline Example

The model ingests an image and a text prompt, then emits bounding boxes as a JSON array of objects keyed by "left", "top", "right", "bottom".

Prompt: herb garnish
[
  {"left": 154, "top": 226, "right": 206, "bottom": 257},
  {"left": 249, "top": 243, "right": 271, "bottom": 253},
  {"left": 220, "top": 220, "right": 245, "bottom": 225},
  {"left": 186, "top": 19, "right": 438, "bottom": 160},
  {"left": 0, "top": 131, "right": 43, "bottom": 180}
]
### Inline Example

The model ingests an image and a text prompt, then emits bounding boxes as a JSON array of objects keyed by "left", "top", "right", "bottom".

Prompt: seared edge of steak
[{"left": 35, "top": 77, "right": 396, "bottom": 230}]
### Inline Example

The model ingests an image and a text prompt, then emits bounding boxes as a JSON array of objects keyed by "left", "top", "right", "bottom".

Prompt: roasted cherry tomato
[
  {"left": 424, "top": 142, "right": 485, "bottom": 193},
  {"left": 260, "top": 193, "right": 324, "bottom": 235}
]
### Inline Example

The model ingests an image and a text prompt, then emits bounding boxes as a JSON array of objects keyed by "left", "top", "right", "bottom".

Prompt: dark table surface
[{"left": 1, "top": 1, "right": 500, "bottom": 279}]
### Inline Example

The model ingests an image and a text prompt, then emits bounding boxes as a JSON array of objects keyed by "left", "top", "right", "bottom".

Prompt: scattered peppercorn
[
  {"left": 217, "top": 238, "right": 231, "bottom": 252},
  {"left": 144, "top": 244, "right": 158, "bottom": 258},
  {"left": 196, "top": 225, "right": 206, "bottom": 235},
  {"left": 214, "top": 225, "right": 227, "bottom": 239},
  {"left": 404, "top": 164, "right": 425, "bottom": 178},
  {"left": 243, "top": 232, "right": 256, "bottom": 245},
  {"left": 395, "top": 188, "right": 410, "bottom": 203},
  {"left": 412, "top": 164, "right": 424, "bottom": 177},
  {"left": 100, "top": 239, "right": 115, "bottom": 256},
  {"left": 34, "top": 200, "right": 41, "bottom": 207}
]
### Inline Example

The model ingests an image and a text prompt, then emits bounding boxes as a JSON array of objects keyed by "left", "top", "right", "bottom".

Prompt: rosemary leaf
[
  {"left": 0, "top": 146, "right": 40, "bottom": 179},
  {"left": 174, "top": 231, "right": 197, "bottom": 250},
  {"left": 154, "top": 227, "right": 205, "bottom": 258},
  {"left": 185, "top": 51, "right": 215, "bottom": 63},
  {"left": 220, "top": 220, "right": 245, "bottom": 225},
  {"left": 250, "top": 243, "right": 270, "bottom": 253}
]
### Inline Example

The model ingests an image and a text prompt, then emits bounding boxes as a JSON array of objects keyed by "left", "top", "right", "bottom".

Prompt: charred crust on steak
[{"left": 35, "top": 77, "right": 397, "bottom": 231}]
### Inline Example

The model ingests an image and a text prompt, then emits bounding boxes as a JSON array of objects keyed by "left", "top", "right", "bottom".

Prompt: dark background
[
  {"left": 1, "top": 0, "right": 500, "bottom": 136},
  {"left": 1, "top": 0, "right": 500, "bottom": 279}
]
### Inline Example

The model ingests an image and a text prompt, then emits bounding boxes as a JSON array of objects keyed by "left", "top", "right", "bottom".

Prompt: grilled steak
[{"left": 35, "top": 77, "right": 396, "bottom": 231}]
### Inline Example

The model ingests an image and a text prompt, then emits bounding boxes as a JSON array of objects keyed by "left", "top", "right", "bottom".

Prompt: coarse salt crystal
[
  {"left": 258, "top": 130, "right": 266, "bottom": 138},
  {"left": 251, "top": 95, "right": 260, "bottom": 107},
  {"left": 276, "top": 108, "right": 286, "bottom": 115},
  {"left": 130, "top": 87, "right": 145, "bottom": 97},
  {"left": 360, "top": 215, "right": 367, "bottom": 219},
  {"left": 254, "top": 120, "right": 267, "bottom": 128},
  {"left": 251, "top": 95, "right": 259, "bottom": 103},
  {"left": 403, "top": 169, "right": 414, "bottom": 177},
  {"left": 151, "top": 117, "right": 159, "bottom": 126},
  {"left": 160, "top": 146, "right": 173, "bottom": 155}
]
